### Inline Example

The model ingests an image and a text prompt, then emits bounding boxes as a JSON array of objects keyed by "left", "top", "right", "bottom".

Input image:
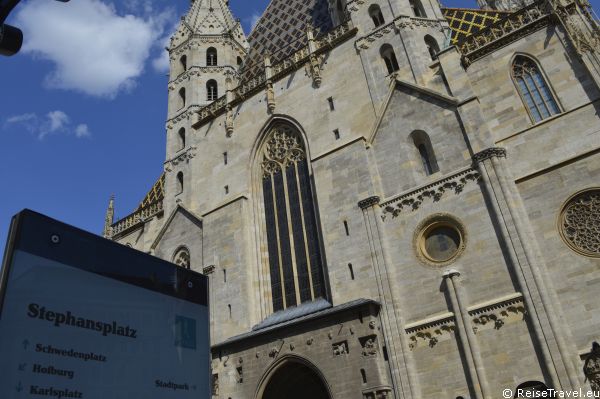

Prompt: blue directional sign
[{"left": 0, "top": 210, "right": 210, "bottom": 399}]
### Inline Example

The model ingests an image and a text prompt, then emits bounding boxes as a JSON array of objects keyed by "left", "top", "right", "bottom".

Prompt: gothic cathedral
[{"left": 104, "top": 0, "right": 600, "bottom": 397}]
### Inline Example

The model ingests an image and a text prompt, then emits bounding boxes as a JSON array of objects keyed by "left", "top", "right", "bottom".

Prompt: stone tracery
[
  {"left": 173, "top": 247, "right": 191, "bottom": 268},
  {"left": 262, "top": 124, "right": 306, "bottom": 177},
  {"left": 560, "top": 189, "right": 600, "bottom": 257}
]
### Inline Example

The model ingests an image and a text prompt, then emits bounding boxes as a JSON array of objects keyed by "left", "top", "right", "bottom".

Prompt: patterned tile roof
[
  {"left": 137, "top": 173, "right": 165, "bottom": 211},
  {"left": 442, "top": 8, "right": 512, "bottom": 45},
  {"left": 241, "top": 0, "right": 333, "bottom": 80}
]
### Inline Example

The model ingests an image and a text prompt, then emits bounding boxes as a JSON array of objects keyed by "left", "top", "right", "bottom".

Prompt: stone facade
[{"left": 105, "top": 0, "right": 600, "bottom": 397}]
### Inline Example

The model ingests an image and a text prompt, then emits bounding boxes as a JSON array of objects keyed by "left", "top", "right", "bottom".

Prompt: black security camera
[{"left": 0, "top": 0, "right": 70, "bottom": 56}]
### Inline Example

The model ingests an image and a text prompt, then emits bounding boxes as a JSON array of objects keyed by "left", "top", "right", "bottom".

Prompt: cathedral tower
[
  {"left": 166, "top": 0, "right": 248, "bottom": 153},
  {"left": 164, "top": 0, "right": 248, "bottom": 214}
]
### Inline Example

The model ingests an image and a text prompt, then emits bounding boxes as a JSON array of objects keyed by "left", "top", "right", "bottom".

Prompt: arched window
[
  {"left": 177, "top": 172, "right": 184, "bottom": 194},
  {"left": 514, "top": 382, "right": 549, "bottom": 398},
  {"left": 207, "top": 80, "right": 218, "bottom": 101},
  {"left": 409, "top": 0, "right": 427, "bottom": 17},
  {"left": 512, "top": 55, "right": 560, "bottom": 123},
  {"left": 425, "top": 35, "right": 440, "bottom": 61},
  {"left": 380, "top": 44, "right": 399, "bottom": 74},
  {"left": 178, "top": 128, "right": 185, "bottom": 150},
  {"left": 178, "top": 87, "right": 186, "bottom": 109},
  {"left": 180, "top": 55, "right": 187, "bottom": 72},
  {"left": 411, "top": 130, "right": 439, "bottom": 176},
  {"left": 173, "top": 247, "right": 190, "bottom": 269},
  {"left": 260, "top": 122, "right": 326, "bottom": 312},
  {"left": 207, "top": 47, "right": 217, "bottom": 66},
  {"left": 237, "top": 56, "right": 243, "bottom": 68},
  {"left": 369, "top": 4, "right": 385, "bottom": 27}
]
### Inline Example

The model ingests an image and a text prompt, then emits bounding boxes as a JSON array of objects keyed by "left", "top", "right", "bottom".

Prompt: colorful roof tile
[
  {"left": 241, "top": 0, "right": 333, "bottom": 79},
  {"left": 442, "top": 8, "right": 512, "bottom": 45},
  {"left": 137, "top": 173, "right": 165, "bottom": 210}
]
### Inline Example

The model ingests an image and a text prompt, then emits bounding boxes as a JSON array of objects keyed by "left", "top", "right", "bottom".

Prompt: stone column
[
  {"left": 473, "top": 147, "right": 580, "bottom": 390},
  {"left": 443, "top": 270, "right": 490, "bottom": 399},
  {"left": 359, "top": 196, "right": 415, "bottom": 399}
]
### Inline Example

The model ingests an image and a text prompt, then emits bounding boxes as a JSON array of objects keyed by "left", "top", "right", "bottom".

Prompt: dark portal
[{"left": 262, "top": 362, "right": 330, "bottom": 399}]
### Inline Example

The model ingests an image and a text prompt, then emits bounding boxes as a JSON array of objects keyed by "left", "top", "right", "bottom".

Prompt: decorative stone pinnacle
[{"left": 103, "top": 195, "right": 116, "bottom": 238}]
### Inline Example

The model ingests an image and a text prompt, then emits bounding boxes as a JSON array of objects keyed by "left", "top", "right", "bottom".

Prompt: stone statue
[{"left": 584, "top": 342, "right": 600, "bottom": 392}]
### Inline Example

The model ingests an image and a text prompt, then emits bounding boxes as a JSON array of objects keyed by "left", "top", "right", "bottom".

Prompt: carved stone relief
[
  {"left": 363, "top": 388, "right": 392, "bottom": 399},
  {"left": 268, "top": 347, "right": 280, "bottom": 358},
  {"left": 333, "top": 341, "right": 349, "bottom": 356},
  {"left": 359, "top": 335, "right": 379, "bottom": 357}
]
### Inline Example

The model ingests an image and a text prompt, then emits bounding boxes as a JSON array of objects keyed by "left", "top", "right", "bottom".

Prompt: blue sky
[{"left": 1, "top": 0, "right": 599, "bottom": 250}]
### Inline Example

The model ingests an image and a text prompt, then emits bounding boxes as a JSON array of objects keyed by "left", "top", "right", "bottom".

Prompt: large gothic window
[
  {"left": 261, "top": 123, "right": 326, "bottom": 312},
  {"left": 512, "top": 56, "right": 560, "bottom": 123}
]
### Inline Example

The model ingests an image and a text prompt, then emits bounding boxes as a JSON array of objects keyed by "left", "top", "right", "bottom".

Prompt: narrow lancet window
[
  {"left": 207, "top": 80, "right": 218, "bottom": 101},
  {"left": 512, "top": 56, "right": 560, "bottom": 123},
  {"left": 410, "top": 0, "right": 427, "bottom": 17},
  {"left": 180, "top": 55, "right": 187, "bottom": 72},
  {"left": 177, "top": 172, "right": 184, "bottom": 194},
  {"left": 425, "top": 35, "right": 440, "bottom": 61},
  {"left": 178, "top": 87, "right": 186, "bottom": 109},
  {"left": 369, "top": 5, "right": 385, "bottom": 27},
  {"left": 207, "top": 47, "right": 218, "bottom": 66},
  {"left": 411, "top": 131, "right": 439, "bottom": 176},
  {"left": 178, "top": 128, "right": 185, "bottom": 150},
  {"left": 261, "top": 123, "right": 326, "bottom": 312},
  {"left": 380, "top": 44, "right": 400, "bottom": 74}
]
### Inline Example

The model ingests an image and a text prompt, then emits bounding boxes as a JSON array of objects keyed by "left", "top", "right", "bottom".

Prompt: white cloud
[
  {"left": 6, "top": 113, "right": 37, "bottom": 124},
  {"left": 4, "top": 111, "right": 91, "bottom": 140},
  {"left": 152, "top": 29, "right": 173, "bottom": 73},
  {"left": 46, "top": 111, "right": 70, "bottom": 132},
  {"left": 75, "top": 124, "right": 92, "bottom": 138},
  {"left": 15, "top": 0, "right": 175, "bottom": 98}
]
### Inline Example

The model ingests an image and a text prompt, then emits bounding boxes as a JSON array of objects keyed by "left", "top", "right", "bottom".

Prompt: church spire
[
  {"left": 185, "top": 0, "right": 238, "bottom": 35},
  {"left": 169, "top": 0, "right": 247, "bottom": 55}
]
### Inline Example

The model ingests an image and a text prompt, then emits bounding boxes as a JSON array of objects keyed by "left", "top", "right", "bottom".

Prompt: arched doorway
[{"left": 261, "top": 360, "right": 331, "bottom": 399}]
